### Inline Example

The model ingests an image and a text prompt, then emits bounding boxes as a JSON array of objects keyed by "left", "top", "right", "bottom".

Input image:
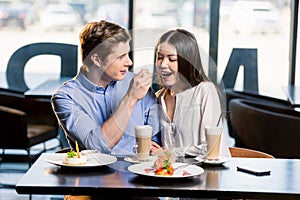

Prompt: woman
[{"left": 155, "top": 29, "right": 227, "bottom": 157}]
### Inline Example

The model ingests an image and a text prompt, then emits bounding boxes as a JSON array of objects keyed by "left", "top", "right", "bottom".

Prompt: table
[
  {"left": 16, "top": 153, "right": 300, "bottom": 199},
  {"left": 283, "top": 85, "right": 300, "bottom": 107},
  {"left": 25, "top": 77, "right": 71, "bottom": 99}
]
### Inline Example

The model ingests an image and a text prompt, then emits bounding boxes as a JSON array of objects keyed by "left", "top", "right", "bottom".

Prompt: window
[
  {"left": 0, "top": 0, "right": 296, "bottom": 101},
  {"left": 0, "top": 0, "right": 129, "bottom": 89},
  {"left": 219, "top": 0, "right": 291, "bottom": 99},
  {"left": 132, "top": 0, "right": 210, "bottom": 75}
]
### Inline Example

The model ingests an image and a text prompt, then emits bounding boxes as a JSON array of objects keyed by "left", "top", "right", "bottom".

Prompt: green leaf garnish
[{"left": 67, "top": 151, "right": 77, "bottom": 158}]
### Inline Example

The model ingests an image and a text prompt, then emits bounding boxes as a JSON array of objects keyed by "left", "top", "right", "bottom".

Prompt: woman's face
[{"left": 156, "top": 42, "right": 179, "bottom": 87}]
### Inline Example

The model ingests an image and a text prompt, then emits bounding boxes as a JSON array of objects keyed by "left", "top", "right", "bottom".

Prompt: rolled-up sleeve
[{"left": 51, "top": 71, "right": 161, "bottom": 155}]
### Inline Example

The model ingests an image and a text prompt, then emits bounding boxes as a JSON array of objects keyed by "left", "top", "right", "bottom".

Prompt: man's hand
[{"left": 127, "top": 69, "right": 152, "bottom": 103}]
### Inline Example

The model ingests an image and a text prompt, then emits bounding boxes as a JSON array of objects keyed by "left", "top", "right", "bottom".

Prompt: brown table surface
[{"left": 16, "top": 153, "right": 300, "bottom": 199}]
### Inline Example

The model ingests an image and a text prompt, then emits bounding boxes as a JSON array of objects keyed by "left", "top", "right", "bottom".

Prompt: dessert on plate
[
  {"left": 63, "top": 150, "right": 87, "bottom": 165},
  {"left": 143, "top": 149, "right": 193, "bottom": 177},
  {"left": 152, "top": 150, "right": 174, "bottom": 176}
]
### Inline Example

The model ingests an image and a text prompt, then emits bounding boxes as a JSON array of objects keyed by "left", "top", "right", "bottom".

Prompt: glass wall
[
  {"left": 219, "top": 0, "right": 291, "bottom": 99},
  {"left": 132, "top": 0, "right": 210, "bottom": 76},
  {"left": 0, "top": 0, "right": 296, "bottom": 101},
  {"left": 296, "top": 1, "right": 300, "bottom": 85},
  {"left": 0, "top": 0, "right": 129, "bottom": 89}
]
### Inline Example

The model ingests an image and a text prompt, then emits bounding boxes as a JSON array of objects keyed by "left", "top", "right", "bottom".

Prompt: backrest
[
  {"left": 0, "top": 87, "right": 25, "bottom": 111},
  {"left": 229, "top": 98, "right": 300, "bottom": 158},
  {"left": 229, "top": 147, "right": 274, "bottom": 158},
  {"left": 225, "top": 89, "right": 293, "bottom": 138},
  {"left": 56, "top": 147, "right": 72, "bottom": 153},
  {"left": 221, "top": 48, "right": 258, "bottom": 93},
  {"left": 0, "top": 105, "right": 29, "bottom": 148},
  {"left": 6, "top": 42, "right": 78, "bottom": 92},
  {"left": 225, "top": 89, "right": 291, "bottom": 111},
  {"left": 24, "top": 98, "right": 58, "bottom": 127},
  {"left": 0, "top": 87, "right": 57, "bottom": 127}
]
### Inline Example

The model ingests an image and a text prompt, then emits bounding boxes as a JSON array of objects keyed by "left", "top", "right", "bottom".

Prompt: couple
[{"left": 51, "top": 20, "right": 224, "bottom": 164}]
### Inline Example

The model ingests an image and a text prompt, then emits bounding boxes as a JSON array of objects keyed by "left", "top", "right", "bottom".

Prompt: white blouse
[{"left": 156, "top": 82, "right": 224, "bottom": 156}]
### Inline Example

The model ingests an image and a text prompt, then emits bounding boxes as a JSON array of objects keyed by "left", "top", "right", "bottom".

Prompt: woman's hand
[{"left": 150, "top": 141, "right": 163, "bottom": 155}]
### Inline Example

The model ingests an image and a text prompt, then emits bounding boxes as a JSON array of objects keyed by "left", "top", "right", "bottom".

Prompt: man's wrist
[{"left": 123, "top": 93, "right": 137, "bottom": 109}]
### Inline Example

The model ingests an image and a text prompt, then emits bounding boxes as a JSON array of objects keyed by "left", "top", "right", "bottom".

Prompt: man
[{"left": 51, "top": 20, "right": 161, "bottom": 157}]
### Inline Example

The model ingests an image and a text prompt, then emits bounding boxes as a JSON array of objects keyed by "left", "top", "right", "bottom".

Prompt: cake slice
[{"left": 63, "top": 150, "right": 87, "bottom": 165}]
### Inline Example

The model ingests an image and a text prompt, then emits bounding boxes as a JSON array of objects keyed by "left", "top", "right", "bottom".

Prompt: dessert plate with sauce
[
  {"left": 44, "top": 152, "right": 117, "bottom": 168},
  {"left": 194, "top": 156, "right": 230, "bottom": 165},
  {"left": 124, "top": 155, "right": 157, "bottom": 163},
  {"left": 128, "top": 162, "right": 204, "bottom": 178}
]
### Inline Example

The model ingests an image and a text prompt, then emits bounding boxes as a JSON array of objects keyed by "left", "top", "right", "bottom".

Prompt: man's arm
[{"left": 101, "top": 69, "right": 153, "bottom": 149}]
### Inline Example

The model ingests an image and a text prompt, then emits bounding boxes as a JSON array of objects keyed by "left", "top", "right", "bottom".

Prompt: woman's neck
[{"left": 169, "top": 80, "right": 189, "bottom": 95}]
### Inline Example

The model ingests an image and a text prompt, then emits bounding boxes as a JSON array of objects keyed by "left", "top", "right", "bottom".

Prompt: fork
[{"left": 173, "top": 164, "right": 190, "bottom": 171}]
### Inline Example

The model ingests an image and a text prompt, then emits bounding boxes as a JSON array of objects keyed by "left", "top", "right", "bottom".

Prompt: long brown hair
[{"left": 155, "top": 29, "right": 225, "bottom": 112}]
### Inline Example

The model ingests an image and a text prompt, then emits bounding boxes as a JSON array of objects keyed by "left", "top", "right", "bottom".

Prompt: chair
[
  {"left": 0, "top": 105, "right": 58, "bottom": 164},
  {"left": 0, "top": 88, "right": 62, "bottom": 166},
  {"left": 6, "top": 42, "right": 78, "bottom": 92},
  {"left": 225, "top": 88, "right": 293, "bottom": 138},
  {"left": 221, "top": 48, "right": 258, "bottom": 93},
  {"left": 225, "top": 89, "right": 291, "bottom": 109},
  {"left": 229, "top": 98, "right": 300, "bottom": 158},
  {"left": 229, "top": 147, "right": 274, "bottom": 158},
  {"left": 56, "top": 147, "right": 72, "bottom": 153}
]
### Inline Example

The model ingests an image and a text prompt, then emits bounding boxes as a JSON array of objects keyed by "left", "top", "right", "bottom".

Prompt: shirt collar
[{"left": 76, "top": 68, "right": 116, "bottom": 92}]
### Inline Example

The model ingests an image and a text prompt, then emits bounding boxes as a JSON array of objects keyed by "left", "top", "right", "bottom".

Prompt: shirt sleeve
[
  {"left": 200, "top": 82, "right": 223, "bottom": 136},
  {"left": 51, "top": 90, "right": 110, "bottom": 153},
  {"left": 144, "top": 89, "right": 162, "bottom": 146}
]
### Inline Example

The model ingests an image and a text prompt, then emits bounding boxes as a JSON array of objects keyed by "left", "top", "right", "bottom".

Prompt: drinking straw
[
  {"left": 216, "top": 112, "right": 223, "bottom": 127},
  {"left": 216, "top": 111, "right": 231, "bottom": 127},
  {"left": 145, "top": 108, "right": 150, "bottom": 125}
]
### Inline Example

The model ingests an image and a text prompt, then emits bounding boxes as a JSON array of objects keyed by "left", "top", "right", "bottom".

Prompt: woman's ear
[{"left": 91, "top": 53, "right": 102, "bottom": 67}]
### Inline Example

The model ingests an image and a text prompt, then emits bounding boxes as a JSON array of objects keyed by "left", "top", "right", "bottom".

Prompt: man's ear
[{"left": 91, "top": 53, "right": 102, "bottom": 67}]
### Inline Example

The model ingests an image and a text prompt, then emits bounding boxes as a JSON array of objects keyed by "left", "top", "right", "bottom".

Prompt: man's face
[{"left": 101, "top": 41, "right": 132, "bottom": 82}]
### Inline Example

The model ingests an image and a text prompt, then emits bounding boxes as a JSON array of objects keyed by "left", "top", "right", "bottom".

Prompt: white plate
[
  {"left": 128, "top": 162, "right": 204, "bottom": 178},
  {"left": 44, "top": 153, "right": 117, "bottom": 168},
  {"left": 124, "top": 156, "right": 157, "bottom": 163},
  {"left": 203, "top": 157, "right": 230, "bottom": 165}
]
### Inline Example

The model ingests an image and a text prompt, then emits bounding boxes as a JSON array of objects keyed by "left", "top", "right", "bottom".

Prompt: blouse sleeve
[{"left": 185, "top": 82, "right": 223, "bottom": 156}]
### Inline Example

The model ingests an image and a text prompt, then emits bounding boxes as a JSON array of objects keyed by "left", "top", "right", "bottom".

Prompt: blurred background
[{"left": 0, "top": 0, "right": 294, "bottom": 100}]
